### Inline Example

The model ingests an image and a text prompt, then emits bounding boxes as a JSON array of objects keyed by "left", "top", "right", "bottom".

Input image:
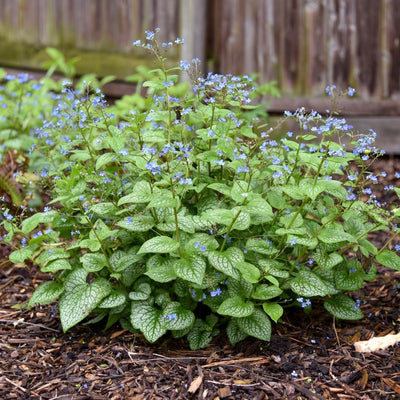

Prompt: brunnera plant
[{"left": 2, "top": 29, "right": 400, "bottom": 349}]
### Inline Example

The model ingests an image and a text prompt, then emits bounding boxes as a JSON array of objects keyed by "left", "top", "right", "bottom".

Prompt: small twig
[
  {"left": 332, "top": 315, "right": 341, "bottom": 347},
  {"left": 202, "top": 356, "right": 265, "bottom": 368},
  {"left": 205, "top": 380, "right": 260, "bottom": 387},
  {"left": 0, "top": 318, "right": 60, "bottom": 332},
  {"left": 3, "top": 376, "right": 27, "bottom": 393},
  {"left": 0, "top": 278, "right": 16, "bottom": 291},
  {"left": 329, "top": 369, "right": 363, "bottom": 399},
  {"left": 126, "top": 352, "right": 208, "bottom": 363},
  {"left": 292, "top": 381, "right": 326, "bottom": 400}
]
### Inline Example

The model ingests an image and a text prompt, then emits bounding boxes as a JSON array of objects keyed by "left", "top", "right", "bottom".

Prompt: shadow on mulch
[{"left": 1, "top": 156, "right": 400, "bottom": 400}]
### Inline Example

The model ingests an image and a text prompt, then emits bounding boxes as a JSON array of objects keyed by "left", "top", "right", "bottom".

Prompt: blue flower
[
  {"left": 353, "top": 299, "right": 361, "bottom": 310},
  {"left": 348, "top": 174, "right": 357, "bottom": 181},
  {"left": 180, "top": 60, "right": 190, "bottom": 70},
  {"left": 164, "top": 313, "right": 177, "bottom": 321},
  {"left": 347, "top": 87, "right": 356, "bottom": 96},
  {"left": 297, "top": 297, "right": 312, "bottom": 308},
  {"left": 237, "top": 166, "right": 249, "bottom": 173},
  {"left": 272, "top": 157, "right": 281, "bottom": 165},
  {"left": 325, "top": 85, "right": 336, "bottom": 96},
  {"left": 145, "top": 161, "right": 161, "bottom": 175},
  {"left": 210, "top": 288, "right": 222, "bottom": 297},
  {"left": 194, "top": 241, "right": 207, "bottom": 252}
]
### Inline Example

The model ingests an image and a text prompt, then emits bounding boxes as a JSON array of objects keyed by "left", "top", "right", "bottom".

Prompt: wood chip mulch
[{"left": 1, "top": 156, "right": 400, "bottom": 400}]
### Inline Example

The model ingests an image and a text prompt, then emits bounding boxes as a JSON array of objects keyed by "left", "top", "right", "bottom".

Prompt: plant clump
[{"left": 2, "top": 29, "right": 400, "bottom": 349}]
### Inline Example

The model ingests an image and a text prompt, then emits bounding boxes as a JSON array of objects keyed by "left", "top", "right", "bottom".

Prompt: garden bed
[{"left": 1, "top": 156, "right": 399, "bottom": 400}]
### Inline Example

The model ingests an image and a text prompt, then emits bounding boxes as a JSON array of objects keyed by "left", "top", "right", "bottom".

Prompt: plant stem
[{"left": 220, "top": 209, "right": 242, "bottom": 252}]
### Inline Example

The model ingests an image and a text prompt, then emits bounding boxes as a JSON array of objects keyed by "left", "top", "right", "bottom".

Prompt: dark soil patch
[{"left": 1, "top": 156, "right": 400, "bottom": 400}]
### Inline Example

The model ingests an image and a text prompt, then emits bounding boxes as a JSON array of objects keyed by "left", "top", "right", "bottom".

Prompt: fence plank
[
  {"left": 209, "top": 0, "right": 400, "bottom": 100},
  {"left": 0, "top": 0, "right": 399, "bottom": 104}
]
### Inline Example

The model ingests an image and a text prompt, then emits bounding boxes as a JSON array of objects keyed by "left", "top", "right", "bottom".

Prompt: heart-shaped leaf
[{"left": 59, "top": 268, "right": 111, "bottom": 332}]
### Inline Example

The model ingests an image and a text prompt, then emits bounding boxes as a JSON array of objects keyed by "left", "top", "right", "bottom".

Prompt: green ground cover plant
[{"left": 2, "top": 29, "right": 400, "bottom": 349}]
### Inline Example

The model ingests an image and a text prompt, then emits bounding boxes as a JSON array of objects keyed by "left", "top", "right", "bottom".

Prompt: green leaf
[
  {"left": 267, "top": 189, "right": 287, "bottom": 209},
  {"left": 321, "top": 180, "right": 347, "bottom": 200},
  {"left": 28, "top": 281, "right": 64, "bottom": 307},
  {"left": 187, "top": 320, "right": 214, "bottom": 350},
  {"left": 276, "top": 227, "right": 307, "bottom": 236},
  {"left": 117, "top": 215, "right": 155, "bottom": 231},
  {"left": 236, "top": 308, "right": 271, "bottom": 341},
  {"left": 90, "top": 202, "right": 118, "bottom": 218},
  {"left": 98, "top": 291, "right": 127, "bottom": 308},
  {"left": 80, "top": 253, "right": 108, "bottom": 272},
  {"left": 281, "top": 185, "right": 307, "bottom": 200},
  {"left": 324, "top": 294, "right": 364, "bottom": 320},
  {"left": 208, "top": 247, "right": 243, "bottom": 279},
  {"left": 130, "top": 301, "right": 166, "bottom": 343},
  {"left": 279, "top": 213, "right": 303, "bottom": 229},
  {"left": 230, "top": 180, "right": 251, "bottom": 203},
  {"left": 21, "top": 210, "right": 58, "bottom": 233},
  {"left": 176, "top": 215, "right": 195, "bottom": 233},
  {"left": 318, "top": 227, "right": 354, "bottom": 244},
  {"left": 117, "top": 181, "right": 153, "bottom": 205},
  {"left": 376, "top": 250, "right": 400, "bottom": 271},
  {"left": 201, "top": 209, "right": 233, "bottom": 225},
  {"left": 91, "top": 219, "right": 118, "bottom": 241},
  {"left": 78, "top": 239, "right": 102, "bottom": 252},
  {"left": 299, "top": 179, "right": 326, "bottom": 200},
  {"left": 290, "top": 236, "right": 318, "bottom": 249},
  {"left": 129, "top": 282, "right": 152, "bottom": 300},
  {"left": 226, "top": 318, "right": 248, "bottom": 345},
  {"left": 313, "top": 251, "right": 343, "bottom": 270},
  {"left": 245, "top": 238, "right": 278, "bottom": 255},
  {"left": 334, "top": 260, "right": 365, "bottom": 290},
  {"left": 138, "top": 236, "right": 180, "bottom": 254},
  {"left": 227, "top": 278, "right": 253, "bottom": 298},
  {"left": 147, "top": 195, "right": 180, "bottom": 209},
  {"left": 185, "top": 234, "right": 220, "bottom": 253},
  {"left": 243, "top": 197, "right": 273, "bottom": 217},
  {"left": 217, "top": 296, "right": 254, "bottom": 317},
  {"left": 208, "top": 182, "right": 231, "bottom": 196},
  {"left": 161, "top": 302, "right": 195, "bottom": 330},
  {"left": 95, "top": 152, "right": 116, "bottom": 170},
  {"left": 262, "top": 302, "right": 284, "bottom": 323},
  {"left": 231, "top": 210, "right": 251, "bottom": 231},
  {"left": 236, "top": 261, "right": 260, "bottom": 283},
  {"left": 36, "top": 248, "right": 70, "bottom": 266},
  {"left": 173, "top": 255, "right": 206, "bottom": 285},
  {"left": 109, "top": 250, "right": 142, "bottom": 272},
  {"left": 146, "top": 255, "right": 177, "bottom": 282},
  {"left": 252, "top": 284, "right": 282, "bottom": 300},
  {"left": 290, "top": 269, "right": 329, "bottom": 297},
  {"left": 344, "top": 218, "right": 366, "bottom": 238},
  {"left": 258, "top": 260, "right": 290, "bottom": 278},
  {"left": 9, "top": 247, "right": 34, "bottom": 263},
  {"left": 41, "top": 258, "right": 72, "bottom": 272},
  {"left": 59, "top": 268, "right": 112, "bottom": 332}
]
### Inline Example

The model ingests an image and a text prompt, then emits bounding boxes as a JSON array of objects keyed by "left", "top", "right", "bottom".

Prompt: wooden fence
[{"left": 0, "top": 0, "right": 399, "bottom": 113}]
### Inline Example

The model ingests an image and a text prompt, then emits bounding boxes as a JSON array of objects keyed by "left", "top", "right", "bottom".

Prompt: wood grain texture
[
  {"left": 0, "top": 0, "right": 399, "bottom": 101},
  {"left": 209, "top": 0, "right": 400, "bottom": 100}
]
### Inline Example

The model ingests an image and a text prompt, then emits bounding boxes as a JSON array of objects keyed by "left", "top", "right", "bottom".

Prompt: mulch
[{"left": 1, "top": 156, "right": 400, "bottom": 400}]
